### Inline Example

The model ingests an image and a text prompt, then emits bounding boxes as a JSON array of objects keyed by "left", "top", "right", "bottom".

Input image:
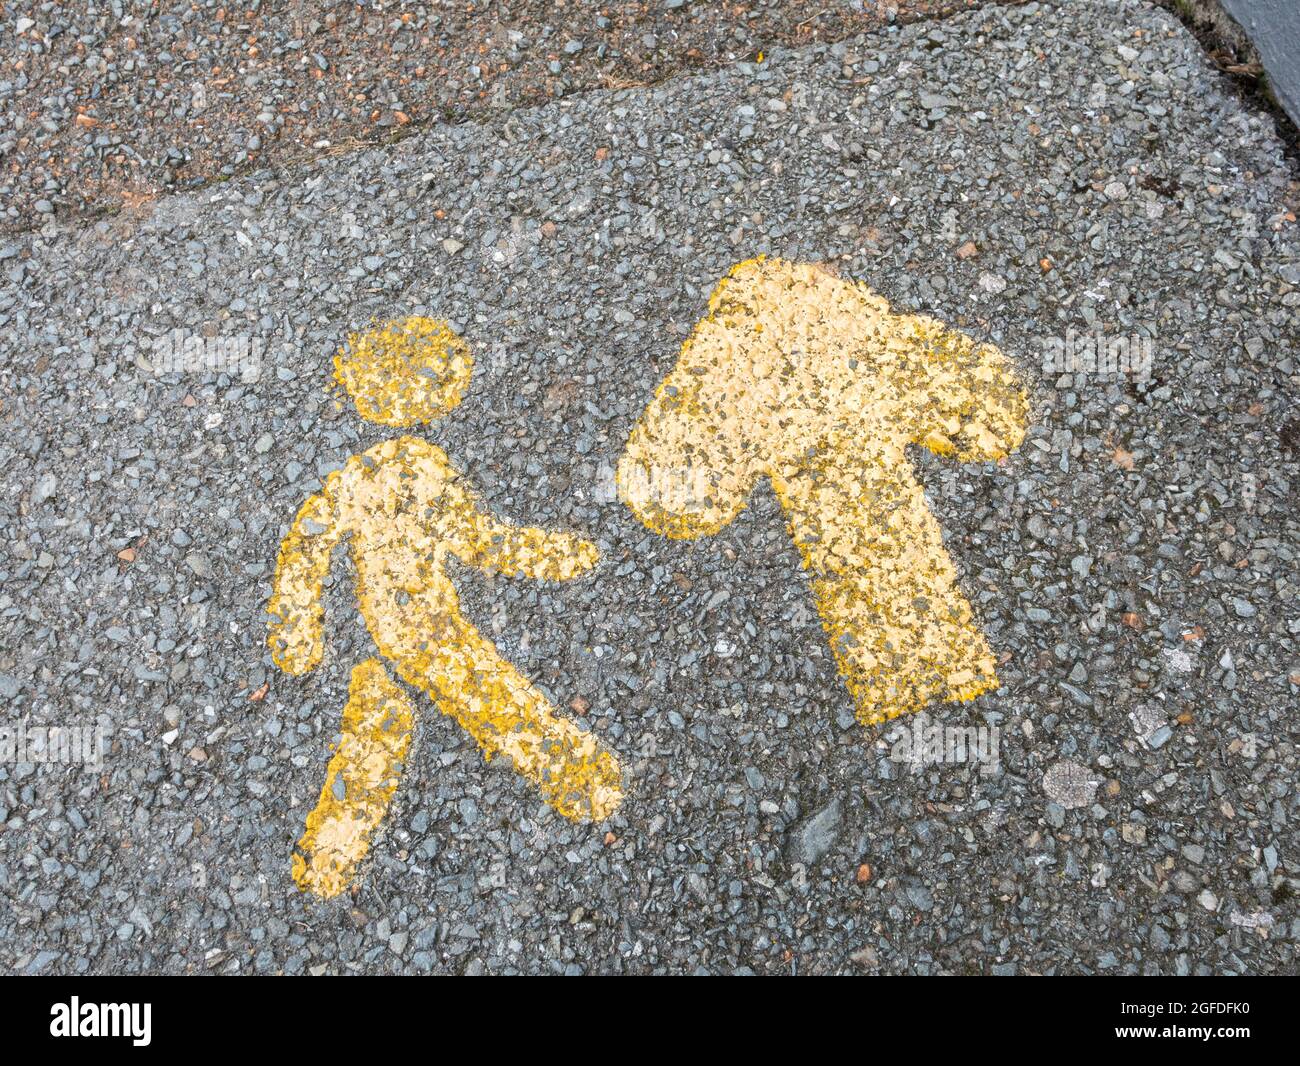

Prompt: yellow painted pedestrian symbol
[
  {"left": 618, "top": 257, "right": 1029, "bottom": 725},
  {"left": 269, "top": 317, "right": 621, "bottom": 900}
]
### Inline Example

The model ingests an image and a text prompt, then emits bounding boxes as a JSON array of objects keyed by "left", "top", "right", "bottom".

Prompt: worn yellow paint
[
  {"left": 270, "top": 317, "right": 622, "bottom": 899},
  {"left": 618, "top": 257, "right": 1028, "bottom": 725},
  {"left": 333, "top": 316, "right": 473, "bottom": 427},
  {"left": 292, "top": 657, "right": 414, "bottom": 899}
]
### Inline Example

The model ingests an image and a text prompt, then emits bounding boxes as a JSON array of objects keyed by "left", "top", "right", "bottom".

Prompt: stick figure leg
[
  {"left": 389, "top": 624, "right": 623, "bottom": 822},
  {"left": 293, "top": 657, "right": 415, "bottom": 899}
]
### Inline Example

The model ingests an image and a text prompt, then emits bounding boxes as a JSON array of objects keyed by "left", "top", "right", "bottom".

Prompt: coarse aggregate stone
[
  {"left": 0, "top": 0, "right": 989, "bottom": 234},
  {"left": 0, "top": 0, "right": 1296, "bottom": 974}
]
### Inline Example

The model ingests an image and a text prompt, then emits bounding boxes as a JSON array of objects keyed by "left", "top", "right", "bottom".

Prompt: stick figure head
[{"left": 334, "top": 316, "right": 473, "bottom": 426}]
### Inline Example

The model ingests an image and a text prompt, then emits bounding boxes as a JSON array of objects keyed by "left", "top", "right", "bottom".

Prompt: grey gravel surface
[
  {"left": 0, "top": 0, "right": 989, "bottom": 235},
  {"left": 1, "top": 0, "right": 1297, "bottom": 974}
]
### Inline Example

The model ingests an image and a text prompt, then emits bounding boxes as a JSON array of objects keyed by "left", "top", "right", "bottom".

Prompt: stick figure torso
[{"left": 282, "top": 433, "right": 598, "bottom": 669}]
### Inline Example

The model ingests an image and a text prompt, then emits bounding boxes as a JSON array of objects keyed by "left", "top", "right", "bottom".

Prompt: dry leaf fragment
[
  {"left": 955, "top": 241, "right": 978, "bottom": 260},
  {"left": 248, "top": 682, "right": 269, "bottom": 702}
]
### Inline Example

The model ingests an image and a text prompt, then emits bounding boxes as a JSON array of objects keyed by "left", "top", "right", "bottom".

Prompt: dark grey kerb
[{"left": 1221, "top": 0, "right": 1300, "bottom": 125}]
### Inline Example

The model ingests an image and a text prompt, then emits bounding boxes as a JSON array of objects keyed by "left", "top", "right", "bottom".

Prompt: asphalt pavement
[{"left": 0, "top": 0, "right": 1296, "bottom": 974}]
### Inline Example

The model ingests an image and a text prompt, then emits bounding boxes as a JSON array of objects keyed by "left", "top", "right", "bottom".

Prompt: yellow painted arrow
[{"left": 618, "top": 257, "right": 1029, "bottom": 725}]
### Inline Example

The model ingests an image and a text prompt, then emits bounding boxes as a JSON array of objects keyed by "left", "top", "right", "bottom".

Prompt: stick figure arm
[
  {"left": 443, "top": 476, "right": 599, "bottom": 581},
  {"left": 267, "top": 472, "right": 346, "bottom": 674},
  {"left": 478, "top": 522, "right": 600, "bottom": 581}
]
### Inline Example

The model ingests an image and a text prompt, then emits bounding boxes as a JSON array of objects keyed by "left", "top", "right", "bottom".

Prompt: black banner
[{"left": 0, "top": 977, "right": 1290, "bottom": 1052}]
